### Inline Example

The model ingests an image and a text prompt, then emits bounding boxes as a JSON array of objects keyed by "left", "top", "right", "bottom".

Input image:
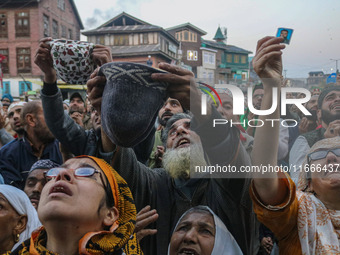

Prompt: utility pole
[
  {"left": 284, "top": 69, "right": 287, "bottom": 79},
  {"left": 330, "top": 58, "right": 340, "bottom": 75}
]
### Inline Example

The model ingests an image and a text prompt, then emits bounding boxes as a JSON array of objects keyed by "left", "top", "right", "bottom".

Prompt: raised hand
[
  {"left": 92, "top": 45, "right": 112, "bottom": 67},
  {"left": 253, "top": 36, "right": 285, "bottom": 80},
  {"left": 34, "top": 37, "right": 56, "bottom": 83}
]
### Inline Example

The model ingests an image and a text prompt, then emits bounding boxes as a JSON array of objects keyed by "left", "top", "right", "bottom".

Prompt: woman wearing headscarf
[
  {"left": 250, "top": 35, "right": 340, "bottom": 254},
  {"left": 11, "top": 155, "right": 142, "bottom": 255},
  {"left": 168, "top": 206, "right": 243, "bottom": 255},
  {"left": 0, "top": 185, "right": 41, "bottom": 254}
]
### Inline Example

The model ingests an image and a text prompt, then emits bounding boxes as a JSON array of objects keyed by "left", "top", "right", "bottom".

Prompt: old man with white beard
[{"left": 87, "top": 63, "right": 258, "bottom": 255}]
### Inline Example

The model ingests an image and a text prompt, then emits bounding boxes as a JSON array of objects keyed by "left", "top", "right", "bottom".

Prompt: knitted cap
[{"left": 98, "top": 62, "right": 169, "bottom": 147}]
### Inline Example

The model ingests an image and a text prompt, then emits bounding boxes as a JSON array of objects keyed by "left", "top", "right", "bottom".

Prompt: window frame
[
  {"left": 0, "top": 49, "right": 9, "bottom": 74},
  {"left": 15, "top": 11, "right": 30, "bottom": 37},
  {"left": 114, "top": 35, "right": 129, "bottom": 46},
  {"left": 52, "top": 19, "right": 59, "bottom": 38},
  {"left": 43, "top": 14, "right": 49, "bottom": 37},
  {"left": 16, "top": 48, "right": 31, "bottom": 73},
  {"left": 19, "top": 81, "right": 32, "bottom": 96},
  {"left": 0, "top": 13, "right": 8, "bottom": 38},
  {"left": 2, "top": 81, "right": 10, "bottom": 95}
]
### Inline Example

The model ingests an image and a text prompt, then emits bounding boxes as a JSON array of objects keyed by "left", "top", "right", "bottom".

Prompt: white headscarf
[
  {"left": 168, "top": 206, "right": 243, "bottom": 255},
  {"left": 0, "top": 184, "right": 41, "bottom": 251}
]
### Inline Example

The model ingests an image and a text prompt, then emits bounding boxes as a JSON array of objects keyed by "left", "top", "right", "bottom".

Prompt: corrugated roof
[
  {"left": 309, "top": 71, "right": 324, "bottom": 75},
  {"left": 202, "top": 39, "right": 252, "bottom": 54},
  {"left": 82, "top": 12, "right": 178, "bottom": 43},
  {"left": 110, "top": 44, "right": 161, "bottom": 55},
  {"left": 83, "top": 24, "right": 162, "bottom": 35},
  {"left": 166, "top": 22, "right": 207, "bottom": 35}
]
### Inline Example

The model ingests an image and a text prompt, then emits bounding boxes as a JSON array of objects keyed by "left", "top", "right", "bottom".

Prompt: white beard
[{"left": 163, "top": 143, "right": 207, "bottom": 179}]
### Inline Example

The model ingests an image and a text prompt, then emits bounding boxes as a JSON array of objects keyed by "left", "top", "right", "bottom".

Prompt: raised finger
[
  {"left": 35, "top": 47, "right": 51, "bottom": 57},
  {"left": 135, "top": 213, "right": 159, "bottom": 231},
  {"left": 253, "top": 51, "right": 283, "bottom": 72},
  {"left": 137, "top": 229, "right": 157, "bottom": 241},
  {"left": 151, "top": 73, "right": 189, "bottom": 85},
  {"left": 136, "top": 209, "right": 158, "bottom": 222},
  {"left": 256, "top": 36, "right": 284, "bottom": 54},
  {"left": 254, "top": 43, "right": 285, "bottom": 63},
  {"left": 329, "top": 120, "right": 340, "bottom": 126},
  {"left": 87, "top": 76, "right": 106, "bottom": 92},
  {"left": 90, "top": 67, "right": 100, "bottom": 79},
  {"left": 158, "top": 62, "right": 194, "bottom": 77},
  {"left": 255, "top": 36, "right": 274, "bottom": 52},
  {"left": 137, "top": 205, "right": 151, "bottom": 216}
]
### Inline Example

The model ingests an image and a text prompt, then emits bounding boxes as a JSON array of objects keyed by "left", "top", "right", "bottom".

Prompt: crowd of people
[{"left": 0, "top": 34, "right": 339, "bottom": 255}]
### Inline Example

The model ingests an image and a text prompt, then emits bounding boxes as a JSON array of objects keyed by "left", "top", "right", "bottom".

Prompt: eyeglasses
[
  {"left": 44, "top": 167, "right": 106, "bottom": 189},
  {"left": 44, "top": 167, "right": 114, "bottom": 205},
  {"left": 307, "top": 148, "right": 340, "bottom": 164}
]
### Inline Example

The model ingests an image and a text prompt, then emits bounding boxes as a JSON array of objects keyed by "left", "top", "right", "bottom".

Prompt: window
[
  {"left": 227, "top": 54, "right": 232, "bottom": 63},
  {"left": 241, "top": 55, "right": 247, "bottom": 64},
  {"left": 165, "top": 42, "right": 169, "bottom": 54},
  {"left": 193, "top": 51, "right": 198, "bottom": 61},
  {"left": 140, "top": 33, "right": 148, "bottom": 44},
  {"left": 15, "top": 12, "right": 30, "bottom": 37},
  {"left": 96, "top": 36, "right": 105, "bottom": 45},
  {"left": 114, "top": 35, "right": 129, "bottom": 46},
  {"left": 19, "top": 81, "right": 32, "bottom": 96},
  {"left": 176, "top": 30, "right": 197, "bottom": 42},
  {"left": 43, "top": 15, "right": 49, "bottom": 37},
  {"left": 68, "top": 29, "right": 73, "bottom": 39},
  {"left": 176, "top": 32, "right": 182, "bottom": 41},
  {"left": 17, "top": 48, "right": 31, "bottom": 73},
  {"left": 0, "top": 13, "right": 7, "bottom": 38},
  {"left": 187, "top": 50, "right": 198, "bottom": 61},
  {"left": 2, "top": 81, "right": 10, "bottom": 95},
  {"left": 203, "top": 52, "right": 215, "bottom": 65},
  {"left": 184, "top": 30, "right": 189, "bottom": 41},
  {"left": 52, "top": 20, "right": 58, "bottom": 38},
  {"left": 61, "top": 25, "right": 66, "bottom": 38},
  {"left": 234, "top": 55, "right": 240, "bottom": 63},
  {"left": 0, "top": 49, "right": 9, "bottom": 73},
  {"left": 57, "top": 0, "right": 65, "bottom": 11}
]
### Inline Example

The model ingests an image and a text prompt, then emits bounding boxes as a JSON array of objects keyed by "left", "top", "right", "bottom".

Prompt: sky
[{"left": 73, "top": 0, "right": 340, "bottom": 78}]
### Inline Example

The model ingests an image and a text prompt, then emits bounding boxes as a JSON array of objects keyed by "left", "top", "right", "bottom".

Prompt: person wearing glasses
[
  {"left": 250, "top": 36, "right": 340, "bottom": 254},
  {"left": 290, "top": 85, "right": 340, "bottom": 184},
  {"left": 11, "top": 155, "right": 141, "bottom": 255}
]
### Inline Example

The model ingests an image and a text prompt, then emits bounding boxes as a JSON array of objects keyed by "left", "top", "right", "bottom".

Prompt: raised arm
[{"left": 252, "top": 36, "right": 288, "bottom": 205}]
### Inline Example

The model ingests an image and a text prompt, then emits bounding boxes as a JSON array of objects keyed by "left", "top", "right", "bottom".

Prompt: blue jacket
[{"left": 0, "top": 136, "right": 62, "bottom": 189}]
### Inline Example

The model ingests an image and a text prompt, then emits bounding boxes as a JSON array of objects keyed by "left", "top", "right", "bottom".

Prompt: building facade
[
  {"left": 167, "top": 24, "right": 252, "bottom": 85},
  {"left": 201, "top": 27, "right": 252, "bottom": 85},
  {"left": 307, "top": 71, "right": 326, "bottom": 87},
  {"left": 0, "top": 0, "right": 83, "bottom": 99},
  {"left": 82, "top": 12, "right": 179, "bottom": 68},
  {"left": 166, "top": 23, "right": 207, "bottom": 76}
]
